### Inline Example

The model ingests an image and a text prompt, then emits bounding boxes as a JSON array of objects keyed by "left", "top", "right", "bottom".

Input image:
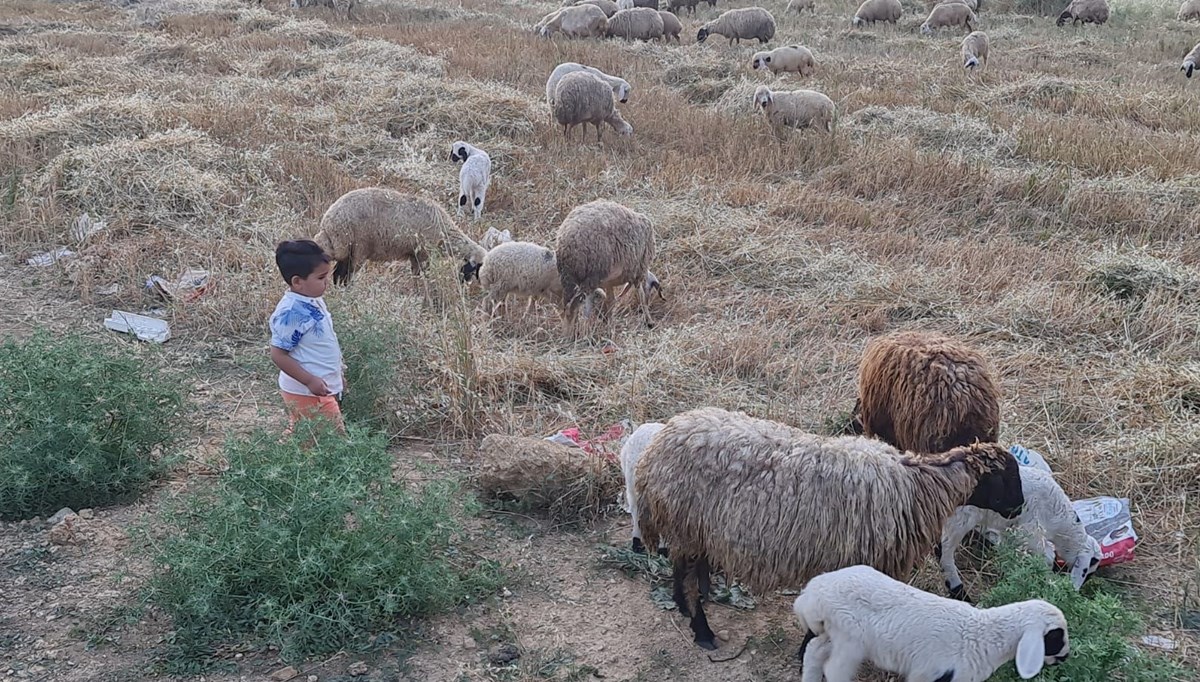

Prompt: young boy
[{"left": 269, "top": 239, "right": 346, "bottom": 433}]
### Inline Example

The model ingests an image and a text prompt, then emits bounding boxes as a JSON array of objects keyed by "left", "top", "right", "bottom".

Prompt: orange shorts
[{"left": 281, "top": 391, "right": 345, "bottom": 434}]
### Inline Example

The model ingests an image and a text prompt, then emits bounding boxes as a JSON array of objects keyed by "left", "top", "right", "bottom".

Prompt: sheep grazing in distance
[
  {"left": 1180, "top": 0, "right": 1200, "bottom": 20},
  {"left": 635, "top": 407, "right": 1025, "bottom": 649},
  {"left": 545, "top": 63, "right": 631, "bottom": 125},
  {"left": 1056, "top": 0, "right": 1108, "bottom": 26},
  {"left": 852, "top": 0, "right": 902, "bottom": 26},
  {"left": 927, "top": 0, "right": 977, "bottom": 11},
  {"left": 606, "top": 7, "right": 665, "bottom": 40},
  {"left": 290, "top": 0, "right": 355, "bottom": 21},
  {"left": 939, "top": 465, "right": 1103, "bottom": 602},
  {"left": 449, "top": 141, "right": 490, "bottom": 221},
  {"left": 658, "top": 10, "right": 683, "bottom": 41},
  {"left": 922, "top": 2, "right": 977, "bottom": 34},
  {"left": 665, "top": 0, "right": 700, "bottom": 15},
  {"left": 314, "top": 188, "right": 487, "bottom": 286},
  {"left": 476, "top": 241, "right": 564, "bottom": 316},
  {"left": 537, "top": 4, "right": 609, "bottom": 38},
  {"left": 962, "top": 30, "right": 989, "bottom": 70},
  {"left": 697, "top": 7, "right": 776, "bottom": 45},
  {"left": 794, "top": 565, "right": 1071, "bottom": 682},
  {"left": 752, "top": 45, "right": 816, "bottom": 76},
  {"left": 1182, "top": 41, "right": 1200, "bottom": 77},
  {"left": 752, "top": 85, "right": 836, "bottom": 135},
  {"left": 572, "top": 0, "right": 618, "bottom": 16},
  {"left": 553, "top": 71, "right": 633, "bottom": 142},
  {"left": 856, "top": 330, "right": 1001, "bottom": 455},
  {"left": 786, "top": 0, "right": 817, "bottom": 14},
  {"left": 620, "top": 422, "right": 667, "bottom": 555},
  {"left": 555, "top": 199, "right": 658, "bottom": 329}
]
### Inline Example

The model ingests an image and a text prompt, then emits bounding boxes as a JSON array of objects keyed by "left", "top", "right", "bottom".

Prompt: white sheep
[
  {"left": 606, "top": 7, "right": 665, "bottom": 40},
  {"left": 786, "top": 0, "right": 817, "bottom": 14},
  {"left": 620, "top": 422, "right": 667, "bottom": 554},
  {"left": 794, "top": 565, "right": 1071, "bottom": 682},
  {"left": 1056, "top": 0, "right": 1109, "bottom": 26},
  {"left": 938, "top": 466, "right": 1103, "bottom": 601},
  {"left": 553, "top": 71, "right": 634, "bottom": 142},
  {"left": 926, "top": 0, "right": 978, "bottom": 11},
  {"left": 449, "top": 141, "right": 491, "bottom": 221},
  {"left": 697, "top": 7, "right": 776, "bottom": 45},
  {"left": 852, "top": 0, "right": 902, "bottom": 26},
  {"left": 476, "top": 241, "right": 563, "bottom": 315},
  {"left": 537, "top": 4, "right": 609, "bottom": 38},
  {"left": 1180, "top": 0, "right": 1200, "bottom": 21},
  {"left": 751, "top": 45, "right": 816, "bottom": 76},
  {"left": 961, "top": 30, "right": 989, "bottom": 70},
  {"left": 616, "top": 0, "right": 633, "bottom": 7},
  {"left": 1182, "top": 41, "right": 1200, "bottom": 78},
  {"left": 752, "top": 85, "right": 836, "bottom": 135},
  {"left": 921, "top": 2, "right": 977, "bottom": 34},
  {"left": 658, "top": 10, "right": 683, "bottom": 42},
  {"left": 555, "top": 199, "right": 657, "bottom": 328},
  {"left": 573, "top": 0, "right": 618, "bottom": 16},
  {"left": 546, "top": 63, "right": 631, "bottom": 126}
]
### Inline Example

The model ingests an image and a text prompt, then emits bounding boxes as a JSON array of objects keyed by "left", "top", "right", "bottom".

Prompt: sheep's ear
[
  {"left": 764, "top": 55, "right": 771, "bottom": 62},
  {"left": 1015, "top": 627, "right": 1046, "bottom": 679}
]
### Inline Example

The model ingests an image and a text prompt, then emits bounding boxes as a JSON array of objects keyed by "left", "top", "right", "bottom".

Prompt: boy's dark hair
[{"left": 275, "top": 240, "right": 330, "bottom": 284}]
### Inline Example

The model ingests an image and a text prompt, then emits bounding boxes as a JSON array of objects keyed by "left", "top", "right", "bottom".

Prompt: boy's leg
[{"left": 281, "top": 392, "right": 346, "bottom": 434}]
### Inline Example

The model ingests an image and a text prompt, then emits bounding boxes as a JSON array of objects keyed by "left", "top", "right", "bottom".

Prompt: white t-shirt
[{"left": 268, "top": 290, "right": 344, "bottom": 397}]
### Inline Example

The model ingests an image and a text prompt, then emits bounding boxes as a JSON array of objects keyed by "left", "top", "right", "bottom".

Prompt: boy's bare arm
[{"left": 270, "top": 346, "right": 330, "bottom": 396}]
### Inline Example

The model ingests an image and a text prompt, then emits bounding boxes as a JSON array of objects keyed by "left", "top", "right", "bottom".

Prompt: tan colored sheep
[
  {"left": 538, "top": 4, "right": 609, "bottom": 37},
  {"left": 752, "top": 85, "right": 836, "bottom": 135},
  {"left": 553, "top": 71, "right": 634, "bottom": 141},
  {"left": 658, "top": 10, "right": 683, "bottom": 41},
  {"left": 697, "top": 7, "right": 776, "bottom": 45},
  {"left": 313, "top": 188, "right": 486, "bottom": 286},
  {"left": 786, "top": 0, "right": 817, "bottom": 14},
  {"left": 1056, "top": 0, "right": 1108, "bottom": 26},
  {"left": 852, "top": 0, "right": 902, "bottom": 26},
  {"left": 477, "top": 241, "right": 563, "bottom": 315},
  {"left": 961, "top": 30, "right": 989, "bottom": 69},
  {"left": 555, "top": 199, "right": 657, "bottom": 328},
  {"left": 1183, "top": 41, "right": 1200, "bottom": 78},
  {"left": 921, "top": 2, "right": 977, "bottom": 34},
  {"left": 1180, "top": 0, "right": 1200, "bottom": 21},
  {"left": 751, "top": 45, "right": 816, "bottom": 76},
  {"left": 606, "top": 7, "right": 665, "bottom": 40},
  {"left": 573, "top": 0, "right": 618, "bottom": 16}
]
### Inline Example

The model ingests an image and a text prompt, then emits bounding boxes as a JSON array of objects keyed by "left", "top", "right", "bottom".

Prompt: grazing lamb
[
  {"left": 290, "top": 0, "right": 355, "bottom": 21},
  {"left": 1182, "top": 41, "right": 1200, "bottom": 77},
  {"left": 786, "top": 0, "right": 817, "bottom": 14},
  {"left": 606, "top": 6, "right": 665, "bottom": 40},
  {"left": 794, "top": 565, "right": 1071, "bottom": 682},
  {"left": 538, "top": 4, "right": 609, "bottom": 37},
  {"left": 545, "top": 63, "right": 631, "bottom": 121},
  {"left": 856, "top": 330, "right": 1001, "bottom": 455},
  {"left": 665, "top": 0, "right": 700, "bottom": 15},
  {"left": 962, "top": 30, "right": 989, "bottom": 70},
  {"left": 314, "top": 188, "right": 487, "bottom": 286},
  {"left": 635, "top": 407, "right": 1025, "bottom": 649},
  {"left": 697, "top": 7, "right": 776, "bottom": 45},
  {"left": 852, "top": 0, "right": 902, "bottom": 26},
  {"left": 621, "top": 422, "right": 667, "bottom": 554},
  {"left": 555, "top": 199, "right": 657, "bottom": 328},
  {"left": 752, "top": 85, "right": 836, "bottom": 135},
  {"left": 573, "top": 0, "right": 618, "bottom": 16},
  {"left": 553, "top": 71, "right": 634, "bottom": 142},
  {"left": 476, "top": 241, "right": 563, "bottom": 315},
  {"left": 939, "top": 465, "right": 1103, "bottom": 602},
  {"left": 1180, "top": 0, "right": 1200, "bottom": 20},
  {"left": 1056, "top": 0, "right": 1108, "bottom": 25},
  {"left": 751, "top": 45, "right": 816, "bottom": 76},
  {"left": 658, "top": 10, "right": 683, "bottom": 41},
  {"left": 921, "top": 1, "right": 977, "bottom": 34},
  {"left": 449, "top": 141, "right": 491, "bottom": 221}
]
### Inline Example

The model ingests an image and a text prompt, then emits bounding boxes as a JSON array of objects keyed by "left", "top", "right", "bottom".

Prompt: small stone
[
  {"left": 462, "top": 637, "right": 477, "bottom": 650},
  {"left": 307, "top": 676, "right": 318, "bottom": 682},
  {"left": 78, "top": 509, "right": 94, "bottom": 520},
  {"left": 501, "top": 588, "right": 513, "bottom": 598},
  {"left": 234, "top": 653, "right": 243, "bottom": 660},
  {"left": 347, "top": 661, "right": 368, "bottom": 677},
  {"left": 47, "top": 508, "right": 76, "bottom": 525},
  {"left": 270, "top": 666, "right": 299, "bottom": 681},
  {"left": 717, "top": 630, "right": 730, "bottom": 642},
  {"left": 488, "top": 644, "right": 521, "bottom": 666}
]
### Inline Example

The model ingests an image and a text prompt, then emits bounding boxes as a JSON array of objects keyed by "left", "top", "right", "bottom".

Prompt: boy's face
[{"left": 290, "top": 261, "right": 331, "bottom": 298}]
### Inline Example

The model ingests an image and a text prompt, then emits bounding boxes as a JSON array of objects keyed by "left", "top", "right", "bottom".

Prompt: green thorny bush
[
  {"left": 145, "top": 421, "right": 502, "bottom": 669},
  {"left": 0, "top": 332, "right": 183, "bottom": 520}
]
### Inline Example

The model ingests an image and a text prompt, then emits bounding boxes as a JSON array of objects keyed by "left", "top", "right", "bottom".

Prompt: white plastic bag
[
  {"left": 1009, "top": 444, "right": 1051, "bottom": 472},
  {"left": 1072, "top": 496, "right": 1138, "bottom": 567}
]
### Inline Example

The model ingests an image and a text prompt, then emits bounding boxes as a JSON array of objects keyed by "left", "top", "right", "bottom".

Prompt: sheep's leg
[
  {"left": 671, "top": 556, "right": 693, "bottom": 617},
  {"left": 819, "top": 639, "right": 863, "bottom": 682},
  {"left": 696, "top": 555, "right": 711, "bottom": 601},
  {"left": 687, "top": 593, "right": 717, "bottom": 650},
  {"left": 936, "top": 524, "right": 972, "bottom": 602},
  {"left": 800, "top": 634, "right": 830, "bottom": 682},
  {"left": 457, "top": 192, "right": 467, "bottom": 217}
]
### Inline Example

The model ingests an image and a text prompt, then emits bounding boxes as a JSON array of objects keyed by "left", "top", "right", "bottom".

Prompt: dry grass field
[{"left": 1, "top": 0, "right": 1199, "bottom": 678}]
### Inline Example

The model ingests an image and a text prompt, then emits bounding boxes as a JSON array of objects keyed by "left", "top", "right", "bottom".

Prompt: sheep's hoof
[
  {"left": 695, "top": 637, "right": 717, "bottom": 651},
  {"left": 947, "top": 583, "right": 972, "bottom": 602},
  {"left": 630, "top": 538, "right": 646, "bottom": 554}
]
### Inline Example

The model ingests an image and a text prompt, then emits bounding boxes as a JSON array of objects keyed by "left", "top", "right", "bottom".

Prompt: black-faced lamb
[
  {"left": 476, "top": 241, "right": 563, "bottom": 316},
  {"left": 1182, "top": 41, "right": 1200, "bottom": 78},
  {"left": 751, "top": 45, "right": 816, "bottom": 76},
  {"left": 852, "top": 0, "right": 902, "bottom": 26},
  {"left": 939, "top": 465, "right": 1103, "bottom": 602},
  {"left": 314, "top": 188, "right": 487, "bottom": 286},
  {"left": 962, "top": 30, "right": 989, "bottom": 70},
  {"left": 697, "top": 7, "right": 776, "bottom": 45},
  {"left": 658, "top": 10, "right": 683, "bottom": 41},
  {"left": 794, "top": 565, "right": 1070, "bottom": 682},
  {"left": 449, "top": 141, "right": 490, "bottom": 221},
  {"left": 634, "top": 406, "right": 1025, "bottom": 649},
  {"left": 538, "top": 4, "right": 609, "bottom": 38},
  {"left": 1180, "top": 0, "right": 1200, "bottom": 21},
  {"left": 855, "top": 329, "right": 1001, "bottom": 455},
  {"left": 752, "top": 85, "right": 836, "bottom": 135},
  {"left": 553, "top": 71, "right": 634, "bottom": 142},
  {"left": 1056, "top": 0, "right": 1108, "bottom": 25},
  {"left": 921, "top": 1, "right": 977, "bottom": 34},
  {"left": 606, "top": 7, "right": 665, "bottom": 40}
]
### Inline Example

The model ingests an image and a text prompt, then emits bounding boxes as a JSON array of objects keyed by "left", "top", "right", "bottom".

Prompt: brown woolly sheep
[
  {"left": 1056, "top": 0, "right": 1108, "bottom": 26},
  {"left": 635, "top": 407, "right": 1025, "bottom": 650},
  {"left": 855, "top": 330, "right": 1001, "bottom": 454}
]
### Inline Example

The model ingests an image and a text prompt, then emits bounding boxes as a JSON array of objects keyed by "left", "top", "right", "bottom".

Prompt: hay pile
[{"left": 476, "top": 434, "right": 621, "bottom": 522}]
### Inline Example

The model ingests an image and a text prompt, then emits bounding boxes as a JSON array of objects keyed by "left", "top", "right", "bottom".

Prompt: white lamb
[
  {"left": 938, "top": 465, "right": 1103, "bottom": 602},
  {"left": 476, "top": 241, "right": 563, "bottom": 315},
  {"left": 620, "top": 422, "right": 666, "bottom": 555},
  {"left": 794, "top": 564, "right": 1071, "bottom": 682},
  {"left": 449, "top": 141, "right": 491, "bottom": 220}
]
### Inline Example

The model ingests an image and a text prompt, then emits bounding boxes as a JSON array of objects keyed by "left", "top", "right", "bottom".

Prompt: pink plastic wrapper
[{"left": 543, "top": 421, "right": 631, "bottom": 464}]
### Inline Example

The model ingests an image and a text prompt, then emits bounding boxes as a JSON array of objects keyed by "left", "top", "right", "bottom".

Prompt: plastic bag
[
  {"left": 543, "top": 420, "right": 633, "bottom": 463},
  {"left": 1009, "top": 444, "right": 1051, "bottom": 473},
  {"left": 1072, "top": 496, "right": 1138, "bottom": 567}
]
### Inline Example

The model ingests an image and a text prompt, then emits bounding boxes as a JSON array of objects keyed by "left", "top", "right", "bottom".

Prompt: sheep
[
  {"left": 573, "top": 0, "right": 618, "bottom": 16},
  {"left": 621, "top": 422, "right": 667, "bottom": 555},
  {"left": 786, "top": 0, "right": 817, "bottom": 14},
  {"left": 606, "top": 7, "right": 665, "bottom": 40},
  {"left": 926, "top": 0, "right": 977, "bottom": 11},
  {"left": 938, "top": 465, "right": 1103, "bottom": 603},
  {"left": 538, "top": 4, "right": 609, "bottom": 38},
  {"left": 313, "top": 188, "right": 487, "bottom": 286},
  {"left": 794, "top": 565, "right": 1071, "bottom": 682},
  {"left": 697, "top": 7, "right": 776, "bottom": 45},
  {"left": 752, "top": 85, "right": 836, "bottom": 135},
  {"left": 751, "top": 45, "right": 816, "bottom": 76},
  {"left": 1180, "top": 0, "right": 1200, "bottom": 20},
  {"left": 856, "top": 330, "right": 1000, "bottom": 455},
  {"left": 616, "top": 270, "right": 665, "bottom": 302},
  {"left": 1182, "top": 41, "right": 1200, "bottom": 78},
  {"left": 545, "top": 63, "right": 632, "bottom": 121},
  {"left": 290, "top": 0, "right": 355, "bottom": 21},
  {"left": 1056, "top": 0, "right": 1108, "bottom": 26},
  {"left": 475, "top": 241, "right": 563, "bottom": 315},
  {"left": 634, "top": 406, "right": 1025, "bottom": 649},
  {"left": 632, "top": 0, "right": 660, "bottom": 8},
  {"left": 658, "top": 10, "right": 683, "bottom": 41},
  {"left": 449, "top": 141, "right": 491, "bottom": 221},
  {"left": 664, "top": 0, "right": 700, "bottom": 15},
  {"left": 852, "top": 0, "right": 902, "bottom": 26},
  {"left": 555, "top": 199, "right": 658, "bottom": 328},
  {"left": 616, "top": 0, "right": 633, "bottom": 7},
  {"left": 921, "top": 2, "right": 977, "bottom": 34},
  {"left": 553, "top": 71, "right": 634, "bottom": 142},
  {"left": 961, "top": 30, "right": 989, "bottom": 70}
]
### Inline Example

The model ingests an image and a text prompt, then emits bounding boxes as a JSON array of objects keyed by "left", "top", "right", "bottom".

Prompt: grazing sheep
[
  {"left": 476, "top": 241, "right": 564, "bottom": 315},
  {"left": 290, "top": 0, "right": 355, "bottom": 20},
  {"left": 921, "top": 2, "right": 977, "bottom": 34},
  {"left": 786, "top": 0, "right": 817, "bottom": 14},
  {"left": 555, "top": 199, "right": 657, "bottom": 328},
  {"left": 1056, "top": 0, "right": 1108, "bottom": 25},
  {"left": 617, "top": 270, "right": 665, "bottom": 302},
  {"left": 658, "top": 10, "right": 683, "bottom": 41},
  {"left": 449, "top": 141, "right": 491, "bottom": 221},
  {"left": 606, "top": 6, "right": 665, "bottom": 40},
  {"left": 635, "top": 407, "right": 1025, "bottom": 649},
  {"left": 621, "top": 422, "right": 667, "bottom": 554},
  {"left": 1180, "top": 0, "right": 1200, "bottom": 20},
  {"left": 852, "top": 0, "right": 902, "bottom": 26},
  {"left": 314, "top": 188, "right": 487, "bottom": 286},
  {"left": 794, "top": 565, "right": 1071, "bottom": 682},
  {"left": 962, "top": 30, "right": 989, "bottom": 70},
  {"left": 856, "top": 330, "right": 1000, "bottom": 455},
  {"left": 616, "top": 0, "right": 633, "bottom": 7},
  {"left": 1182, "top": 41, "right": 1200, "bottom": 77},
  {"left": 545, "top": 63, "right": 632, "bottom": 121},
  {"left": 633, "top": 0, "right": 660, "bottom": 8},
  {"left": 697, "top": 7, "right": 776, "bottom": 45},
  {"left": 573, "top": 0, "right": 619, "bottom": 16},
  {"left": 927, "top": 0, "right": 978, "bottom": 10},
  {"left": 538, "top": 4, "right": 609, "bottom": 37},
  {"left": 752, "top": 85, "right": 836, "bottom": 135},
  {"left": 553, "top": 71, "right": 634, "bottom": 142},
  {"left": 665, "top": 0, "right": 700, "bottom": 15},
  {"left": 751, "top": 45, "right": 816, "bottom": 76},
  {"left": 939, "top": 466, "right": 1103, "bottom": 602}
]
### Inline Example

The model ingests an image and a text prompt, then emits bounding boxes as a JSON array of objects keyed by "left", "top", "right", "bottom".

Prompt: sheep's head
[
  {"left": 751, "top": 51, "right": 770, "bottom": 70},
  {"left": 460, "top": 260, "right": 482, "bottom": 283},
  {"left": 1184, "top": 60, "right": 1196, "bottom": 78},
  {"left": 920, "top": 22, "right": 933, "bottom": 35},
  {"left": 752, "top": 85, "right": 774, "bottom": 111},
  {"left": 964, "top": 56, "right": 979, "bottom": 69},
  {"left": 851, "top": 15, "right": 863, "bottom": 27},
  {"left": 957, "top": 443, "right": 1025, "bottom": 519},
  {"left": 449, "top": 141, "right": 471, "bottom": 163},
  {"left": 607, "top": 109, "right": 634, "bottom": 135},
  {"left": 613, "top": 81, "right": 632, "bottom": 104},
  {"left": 696, "top": 27, "right": 710, "bottom": 42},
  {"left": 1015, "top": 602, "right": 1070, "bottom": 678}
]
